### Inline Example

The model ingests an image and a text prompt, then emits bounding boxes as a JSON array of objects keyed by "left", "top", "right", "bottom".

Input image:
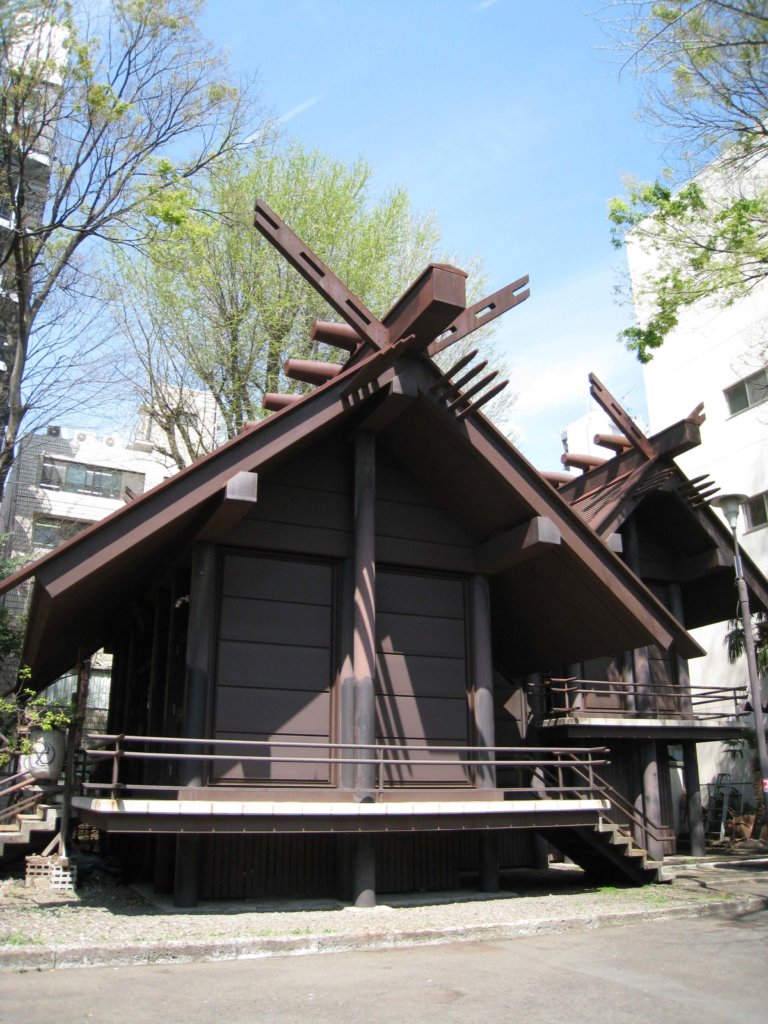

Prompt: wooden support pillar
[
  {"left": 181, "top": 543, "right": 217, "bottom": 788},
  {"left": 163, "top": 571, "right": 188, "bottom": 739},
  {"left": 339, "top": 558, "right": 356, "bottom": 791},
  {"left": 351, "top": 433, "right": 377, "bottom": 906},
  {"left": 147, "top": 589, "right": 171, "bottom": 738},
  {"left": 153, "top": 835, "right": 175, "bottom": 894},
  {"left": 682, "top": 740, "right": 706, "bottom": 856},
  {"left": 639, "top": 739, "right": 665, "bottom": 861},
  {"left": 632, "top": 646, "right": 652, "bottom": 713},
  {"left": 471, "top": 575, "right": 496, "bottom": 789},
  {"left": 174, "top": 834, "right": 201, "bottom": 908},
  {"left": 527, "top": 671, "right": 545, "bottom": 722},
  {"left": 105, "top": 632, "right": 127, "bottom": 736},
  {"left": 353, "top": 433, "right": 377, "bottom": 800},
  {"left": 668, "top": 583, "right": 693, "bottom": 715},
  {"left": 531, "top": 833, "right": 550, "bottom": 871},
  {"left": 619, "top": 651, "right": 636, "bottom": 713},
  {"left": 631, "top": 744, "right": 646, "bottom": 851},
  {"left": 623, "top": 518, "right": 649, "bottom": 712},
  {"left": 59, "top": 655, "right": 90, "bottom": 858},
  {"left": 352, "top": 834, "right": 376, "bottom": 908},
  {"left": 479, "top": 833, "right": 500, "bottom": 893}
]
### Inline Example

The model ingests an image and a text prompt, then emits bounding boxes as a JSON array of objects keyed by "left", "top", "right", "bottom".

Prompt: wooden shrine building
[{"left": 1, "top": 202, "right": 767, "bottom": 905}]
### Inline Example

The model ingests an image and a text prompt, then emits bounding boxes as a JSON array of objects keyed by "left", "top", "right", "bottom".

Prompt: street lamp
[{"left": 711, "top": 493, "right": 768, "bottom": 832}]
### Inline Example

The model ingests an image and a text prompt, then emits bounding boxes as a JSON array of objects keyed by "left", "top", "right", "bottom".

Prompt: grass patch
[
  {"left": 642, "top": 890, "right": 670, "bottom": 905},
  {"left": 1, "top": 932, "right": 41, "bottom": 947}
]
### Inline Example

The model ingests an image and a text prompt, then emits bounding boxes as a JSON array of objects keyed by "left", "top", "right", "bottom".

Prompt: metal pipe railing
[
  {"left": 539, "top": 677, "right": 746, "bottom": 721},
  {"left": 78, "top": 734, "right": 610, "bottom": 802},
  {"left": 553, "top": 753, "right": 670, "bottom": 844},
  {"left": 0, "top": 767, "right": 46, "bottom": 825}
]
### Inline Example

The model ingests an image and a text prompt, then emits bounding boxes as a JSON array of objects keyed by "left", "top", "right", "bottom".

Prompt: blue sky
[{"left": 199, "top": 0, "right": 669, "bottom": 470}]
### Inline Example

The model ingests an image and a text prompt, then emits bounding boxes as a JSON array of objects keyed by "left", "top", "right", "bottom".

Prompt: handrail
[
  {"left": 0, "top": 790, "right": 42, "bottom": 824},
  {"left": 0, "top": 768, "right": 44, "bottom": 826},
  {"left": 538, "top": 677, "right": 746, "bottom": 722},
  {"left": 85, "top": 734, "right": 610, "bottom": 753},
  {"left": 79, "top": 734, "right": 610, "bottom": 802},
  {"left": 559, "top": 753, "right": 669, "bottom": 844},
  {"left": 0, "top": 767, "right": 35, "bottom": 796}
]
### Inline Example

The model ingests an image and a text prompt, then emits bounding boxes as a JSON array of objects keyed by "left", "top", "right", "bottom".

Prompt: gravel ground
[{"left": 1, "top": 853, "right": 764, "bottom": 953}]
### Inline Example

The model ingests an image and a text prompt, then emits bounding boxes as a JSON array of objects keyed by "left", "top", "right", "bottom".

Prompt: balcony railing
[
  {"left": 537, "top": 677, "right": 748, "bottom": 723},
  {"left": 78, "top": 734, "right": 610, "bottom": 802}
]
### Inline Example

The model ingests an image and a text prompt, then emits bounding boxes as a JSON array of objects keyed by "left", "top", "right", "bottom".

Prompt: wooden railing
[{"left": 538, "top": 677, "right": 747, "bottom": 723}]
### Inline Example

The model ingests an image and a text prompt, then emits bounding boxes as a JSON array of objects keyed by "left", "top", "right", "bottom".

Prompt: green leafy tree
[
  {"left": 0, "top": 0, "right": 258, "bottom": 496},
  {"left": 607, "top": 1, "right": 768, "bottom": 361},
  {"left": 108, "top": 141, "right": 512, "bottom": 466}
]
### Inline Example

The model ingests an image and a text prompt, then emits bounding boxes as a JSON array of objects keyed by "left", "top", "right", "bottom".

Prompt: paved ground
[
  {"left": 4, "top": 912, "right": 768, "bottom": 1023},
  {"left": 1, "top": 851, "right": 767, "bottom": 974}
]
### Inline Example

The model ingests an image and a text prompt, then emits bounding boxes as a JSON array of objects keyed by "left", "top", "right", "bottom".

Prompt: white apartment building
[
  {"left": 0, "top": 421, "right": 180, "bottom": 704},
  {"left": 627, "top": 236, "right": 768, "bottom": 790},
  {"left": 0, "top": 424, "right": 178, "bottom": 619}
]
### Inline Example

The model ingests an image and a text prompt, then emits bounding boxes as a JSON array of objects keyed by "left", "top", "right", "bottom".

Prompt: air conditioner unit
[
  {"left": 47, "top": 425, "right": 61, "bottom": 438},
  {"left": 104, "top": 435, "right": 116, "bottom": 447},
  {"left": 76, "top": 431, "right": 88, "bottom": 443}
]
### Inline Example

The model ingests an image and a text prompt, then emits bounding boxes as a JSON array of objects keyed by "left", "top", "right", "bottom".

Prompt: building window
[
  {"left": 724, "top": 367, "right": 768, "bottom": 415},
  {"left": 31, "top": 515, "right": 90, "bottom": 549},
  {"left": 744, "top": 492, "right": 768, "bottom": 531},
  {"left": 40, "top": 456, "right": 138, "bottom": 500},
  {"left": 0, "top": 194, "right": 13, "bottom": 224}
]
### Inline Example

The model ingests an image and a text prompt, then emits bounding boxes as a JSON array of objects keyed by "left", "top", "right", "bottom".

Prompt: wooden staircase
[
  {"left": 0, "top": 769, "right": 61, "bottom": 866},
  {"left": 539, "top": 817, "right": 663, "bottom": 885},
  {"left": 536, "top": 755, "right": 667, "bottom": 885}
]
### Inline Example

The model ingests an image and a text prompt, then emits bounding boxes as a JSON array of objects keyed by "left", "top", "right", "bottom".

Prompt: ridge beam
[
  {"left": 383, "top": 263, "right": 467, "bottom": 350},
  {"left": 475, "top": 516, "right": 561, "bottom": 575}
]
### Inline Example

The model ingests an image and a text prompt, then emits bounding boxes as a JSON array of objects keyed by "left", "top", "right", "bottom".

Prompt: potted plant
[{"left": 0, "top": 670, "right": 74, "bottom": 781}]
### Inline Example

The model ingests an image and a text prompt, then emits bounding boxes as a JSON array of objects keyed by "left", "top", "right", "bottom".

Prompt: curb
[{"left": 1, "top": 893, "right": 765, "bottom": 973}]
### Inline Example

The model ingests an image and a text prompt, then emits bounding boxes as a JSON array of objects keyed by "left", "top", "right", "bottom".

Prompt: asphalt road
[{"left": 5, "top": 911, "right": 767, "bottom": 1024}]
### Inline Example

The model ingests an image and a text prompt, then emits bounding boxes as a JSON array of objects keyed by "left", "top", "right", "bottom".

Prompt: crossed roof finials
[{"left": 253, "top": 198, "right": 529, "bottom": 421}]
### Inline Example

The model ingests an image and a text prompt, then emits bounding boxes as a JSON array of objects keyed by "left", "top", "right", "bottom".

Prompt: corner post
[
  {"left": 353, "top": 433, "right": 377, "bottom": 799},
  {"left": 639, "top": 739, "right": 665, "bottom": 862},
  {"left": 470, "top": 575, "right": 496, "bottom": 788},
  {"left": 181, "top": 542, "right": 217, "bottom": 788},
  {"left": 681, "top": 740, "right": 705, "bottom": 856},
  {"left": 471, "top": 575, "right": 498, "bottom": 891},
  {"left": 352, "top": 432, "right": 377, "bottom": 907},
  {"left": 174, "top": 542, "right": 216, "bottom": 908}
]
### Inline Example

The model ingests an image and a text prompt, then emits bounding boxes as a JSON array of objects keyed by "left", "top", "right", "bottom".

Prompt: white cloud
[{"left": 277, "top": 93, "right": 326, "bottom": 124}]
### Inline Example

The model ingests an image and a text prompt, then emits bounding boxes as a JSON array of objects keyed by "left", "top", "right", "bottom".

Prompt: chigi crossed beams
[{"left": 252, "top": 198, "right": 529, "bottom": 421}]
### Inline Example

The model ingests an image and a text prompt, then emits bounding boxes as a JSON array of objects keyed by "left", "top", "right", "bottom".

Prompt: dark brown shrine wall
[{"left": 212, "top": 429, "right": 480, "bottom": 787}]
